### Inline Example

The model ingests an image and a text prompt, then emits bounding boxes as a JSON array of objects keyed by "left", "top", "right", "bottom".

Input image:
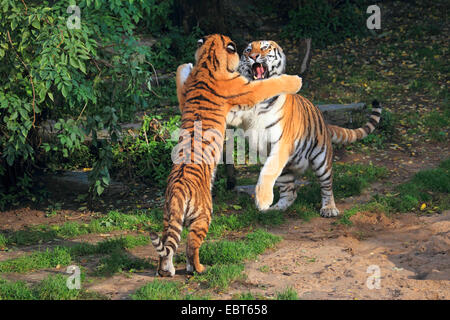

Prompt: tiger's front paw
[
  {"left": 282, "top": 75, "right": 302, "bottom": 94},
  {"left": 255, "top": 184, "right": 274, "bottom": 211},
  {"left": 157, "top": 268, "right": 175, "bottom": 277},
  {"left": 320, "top": 206, "right": 340, "bottom": 218}
]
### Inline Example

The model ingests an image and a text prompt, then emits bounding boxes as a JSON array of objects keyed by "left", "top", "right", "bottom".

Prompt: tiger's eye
[{"left": 227, "top": 43, "right": 236, "bottom": 54}]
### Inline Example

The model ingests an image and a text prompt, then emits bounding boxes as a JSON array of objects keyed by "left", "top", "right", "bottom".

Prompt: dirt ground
[
  {"left": 2, "top": 210, "right": 448, "bottom": 300},
  {"left": 1, "top": 142, "right": 449, "bottom": 300},
  {"left": 223, "top": 210, "right": 449, "bottom": 300}
]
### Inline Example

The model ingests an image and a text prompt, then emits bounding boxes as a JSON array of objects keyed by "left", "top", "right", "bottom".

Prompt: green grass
[
  {"left": 0, "top": 235, "right": 151, "bottom": 274},
  {"left": 210, "top": 163, "right": 388, "bottom": 230},
  {"left": 0, "top": 278, "right": 36, "bottom": 300},
  {"left": 290, "top": 163, "right": 388, "bottom": 211},
  {"left": 0, "top": 274, "right": 103, "bottom": 300},
  {"left": 336, "top": 202, "right": 387, "bottom": 226},
  {"left": 232, "top": 291, "right": 268, "bottom": 300},
  {"left": 194, "top": 263, "right": 245, "bottom": 290},
  {"left": 337, "top": 159, "right": 450, "bottom": 224},
  {"left": 378, "top": 158, "right": 450, "bottom": 213},
  {"left": 200, "top": 230, "right": 281, "bottom": 265},
  {"left": 69, "top": 235, "right": 151, "bottom": 256},
  {"left": 95, "top": 251, "right": 154, "bottom": 276},
  {"left": 208, "top": 197, "right": 287, "bottom": 239},
  {"left": 233, "top": 291, "right": 257, "bottom": 300},
  {"left": 191, "top": 230, "right": 281, "bottom": 290},
  {"left": 423, "top": 108, "right": 450, "bottom": 142},
  {"left": 0, "top": 234, "right": 7, "bottom": 248},
  {"left": 131, "top": 280, "right": 182, "bottom": 300},
  {"left": 259, "top": 265, "right": 270, "bottom": 273},
  {"left": 276, "top": 287, "right": 299, "bottom": 300},
  {"left": 131, "top": 279, "right": 210, "bottom": 300},
  {"left": 34, "top": 274, "right": 82, "bottom": 300},
  {"left": 0, "top": 209, "right": 163, "bottom": 247},
  {"left": 0, "top": 247, "right": 72, "bottom": 273}
]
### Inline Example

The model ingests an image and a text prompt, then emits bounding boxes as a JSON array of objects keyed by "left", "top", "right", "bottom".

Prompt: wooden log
[
  {"left": 317, "top": 103, "right": 365, "bottom": 113},
  {"left": 235, "top": 179, "right": 311, "bottom": 197},
  {"left": 318, "top": 102, "right": 367, "bottom": 127}
]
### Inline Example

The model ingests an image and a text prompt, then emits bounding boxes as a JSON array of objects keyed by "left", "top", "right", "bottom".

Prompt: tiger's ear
[{"left": 176, "top": 63, "right": 193, "bottom": 112}]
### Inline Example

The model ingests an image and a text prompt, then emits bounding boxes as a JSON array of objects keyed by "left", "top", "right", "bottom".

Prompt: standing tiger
[
  {"left": 150, "top": 35, "right": 302, "bottom": 277},
  {"left": 177, "top": 40, "right": 381, "bottom": 218}
]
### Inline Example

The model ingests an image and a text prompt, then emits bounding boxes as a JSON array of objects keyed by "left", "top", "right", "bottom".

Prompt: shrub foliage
[{"left": 0, "top": 0, "right": 189, "bottom": 205}]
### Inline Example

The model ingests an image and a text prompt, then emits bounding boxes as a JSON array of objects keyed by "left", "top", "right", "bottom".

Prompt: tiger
[
  {"left": 150, "top": 35, "right": 303, "bottom": 277},
  {"left": 177, "top": 40, "right": 381, "bottom": 218}
]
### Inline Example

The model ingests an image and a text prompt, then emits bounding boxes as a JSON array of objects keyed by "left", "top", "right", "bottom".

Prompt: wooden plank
[
  {"left": 317, "top": 103, "right": 365, "bottom": 113},
  {"left": 235, "top": 180, "right": 311, "bottom": 197}
]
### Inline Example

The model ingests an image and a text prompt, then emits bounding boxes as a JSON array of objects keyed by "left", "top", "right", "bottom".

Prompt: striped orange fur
[
  {"left": 150, "top": 35, "right": 302, "bottom": 277},
  {"left": 178, "top": 40, "right": 382, "bottom": 217},
  {"left": 233, "top": 40, "right": 382, "bottom": 216}
]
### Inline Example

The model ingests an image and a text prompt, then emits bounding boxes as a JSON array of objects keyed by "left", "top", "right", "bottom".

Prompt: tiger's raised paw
[
  {"left": 320, "top": 206, "right": 340, "bottom": 218},
  {"left": 281, "top": 75, "right": 302, "bottom": 94},
  {"left": 255, "top": 184, "right": 274, "bottom": 211},
  {"left": 177, "top": 63, "right": 193, "bottom": 86}
]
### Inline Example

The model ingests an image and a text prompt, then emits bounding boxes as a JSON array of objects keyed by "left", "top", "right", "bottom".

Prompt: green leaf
[
  {"left": 79, "top": 60, "right": 86, "bottom": 74},
  {"left": 61, "top": 86, "right": 68, "bottom": 98},
  {"left": 96, "top": 184, "right": 104, "bottom": 195},
  {"left": 102, "top": 176, "right": 110, "bottom": 185},
  {"left": 70, "top": 56, "right": 79, "bottom": 69},
  {"left": 32, "top": 19, "right": 40, "bottom": 30}
]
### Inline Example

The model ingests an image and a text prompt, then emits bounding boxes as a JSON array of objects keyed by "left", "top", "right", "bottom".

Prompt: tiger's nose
[{"left": 250, "top": 53, "right": 260, "bottom": 60}]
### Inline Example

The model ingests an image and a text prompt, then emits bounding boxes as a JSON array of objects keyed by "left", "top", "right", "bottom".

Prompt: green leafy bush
[
  {"left": 0, "top": 0, "right": 196, "bottom": 207},
  {"left": 111, "top": 115, "right": 180, "bottom": 185}
]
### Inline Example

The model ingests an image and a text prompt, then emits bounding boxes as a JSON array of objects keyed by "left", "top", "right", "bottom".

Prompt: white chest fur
[{"left": 226, "top": 94, "right": 286, "bottom": 155}]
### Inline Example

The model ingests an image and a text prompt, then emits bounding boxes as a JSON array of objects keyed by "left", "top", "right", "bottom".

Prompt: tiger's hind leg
[
  {"left": 186, "top": 217, "right": 210, "bottom": 274},
  {"left": 156, "top": 215, "right": 181, "bottom": 277},
  {"left": 269, "top": 171, "right": 297, "bottom": 211},
  {"left": 311, "top": 147, "right": 339, "bottom": 218}
]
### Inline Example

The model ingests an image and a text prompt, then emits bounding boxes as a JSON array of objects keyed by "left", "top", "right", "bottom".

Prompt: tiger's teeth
[{"left": 253, "top": 75, "right": 257, "bottom": 80}]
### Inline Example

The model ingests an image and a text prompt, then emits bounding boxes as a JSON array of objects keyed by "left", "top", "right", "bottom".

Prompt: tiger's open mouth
[{"left": 252, "top": 63, "right": 269, "bottom": 80}]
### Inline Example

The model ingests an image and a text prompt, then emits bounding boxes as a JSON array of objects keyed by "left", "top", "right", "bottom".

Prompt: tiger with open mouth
[{"left": 177, "top": 40, "right": 381, "bottom": 217}]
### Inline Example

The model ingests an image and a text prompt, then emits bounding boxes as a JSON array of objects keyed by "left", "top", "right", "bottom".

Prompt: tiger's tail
[
  {"left": 149, "top": 232, "right": 168, "bottom": 257},
  {"left": 327, "top": 100, "right": 382, "bottom": 145},
  {"left": 149, "top": 189, "right": 187, "bottom": 258}
]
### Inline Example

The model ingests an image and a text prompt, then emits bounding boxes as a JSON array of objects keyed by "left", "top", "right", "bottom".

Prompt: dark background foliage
[{"left": 0, "top": 0, "right": 384, "bottom": 208}]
